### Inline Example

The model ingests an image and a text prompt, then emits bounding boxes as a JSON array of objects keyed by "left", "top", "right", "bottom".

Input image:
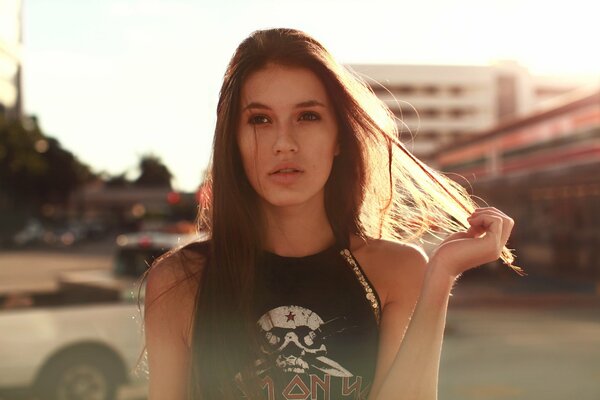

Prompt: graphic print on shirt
[{"left": 256, "top": 305, "right": 352, "bottom": 377}]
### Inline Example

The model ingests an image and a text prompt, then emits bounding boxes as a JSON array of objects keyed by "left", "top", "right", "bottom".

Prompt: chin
[
  {"left": 264, "top": 197, "right": 310, "bottom": 208},
  {"left": 260, "top": 191, "right": 323, "bottom": 210}
]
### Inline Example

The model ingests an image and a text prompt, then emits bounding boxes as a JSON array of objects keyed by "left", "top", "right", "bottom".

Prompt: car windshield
[{"left": 114, "top": 247, "right": 168, "bottom": 277}]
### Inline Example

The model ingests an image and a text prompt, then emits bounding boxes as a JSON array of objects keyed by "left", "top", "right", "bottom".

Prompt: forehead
[{"left": 240, "top": 64, "right": 330, "bottom": 107}]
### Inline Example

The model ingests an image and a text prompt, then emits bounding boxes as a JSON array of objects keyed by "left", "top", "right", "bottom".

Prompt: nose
[{"left": 272, "top": 122, "right": 298, "bottom": 155}]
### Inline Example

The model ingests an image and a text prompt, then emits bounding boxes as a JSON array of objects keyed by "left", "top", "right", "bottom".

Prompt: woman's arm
[
  {"left": 369, "top": 207, "right": 514, "bottom": 400},
  {"left": 144, "top": 251, "right": 202, "bottom": 399},
  {"left": 368, "top": 263, "right": 454, "bottom": 400}
]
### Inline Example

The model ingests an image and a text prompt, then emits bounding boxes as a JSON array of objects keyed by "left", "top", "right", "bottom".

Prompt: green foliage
[
  {"left": 104, "top": 172, "right": 130, "bottom": 188},
  {"left": 134, "top": 153, "right": 172, "bottom": 188},
  {"left": 101, "top": 154, "right": 173, "bottom": 188},
  {"left": 0, "top": 115, "right": 95, "bottom": 208}
]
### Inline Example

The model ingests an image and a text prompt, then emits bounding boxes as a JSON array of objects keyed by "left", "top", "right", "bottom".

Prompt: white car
[
  {"left": 0, "top": 231, "right": 200, "bottom": 400},
  {"left": 0, "top": 301, "right": 146, "bottom": 400}
]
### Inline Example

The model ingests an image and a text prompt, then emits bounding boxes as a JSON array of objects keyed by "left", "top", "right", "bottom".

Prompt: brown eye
[
  {"left": 248, "top": 115, "right": 270, "bottom": 125},
  {"left": 299, "top": 112, "right": 320, "bottom": 121}
]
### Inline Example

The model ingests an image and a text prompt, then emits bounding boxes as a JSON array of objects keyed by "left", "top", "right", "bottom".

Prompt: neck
[{"left": 261, "top": 200, "right": 336, "bottom": 257}]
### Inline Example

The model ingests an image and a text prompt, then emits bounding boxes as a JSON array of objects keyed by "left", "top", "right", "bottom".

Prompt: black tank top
[{"left": 249, "top": 239, "right": 381, "bottom": 400}]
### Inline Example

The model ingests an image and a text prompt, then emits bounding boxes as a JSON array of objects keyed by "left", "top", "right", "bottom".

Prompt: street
[
  {"left": 0, "top": 242, "right": 113, "bottom": 295},
  {"left": 441, "top": 305, "right": 600, "bottom": 399},
  {"left": 1, "top": 246, "right": 599, "bottom": 399}
]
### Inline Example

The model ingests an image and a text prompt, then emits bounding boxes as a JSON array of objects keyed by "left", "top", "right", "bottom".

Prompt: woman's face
[{"left": 237, "top": 63, "right": 339, "bottom": 211}]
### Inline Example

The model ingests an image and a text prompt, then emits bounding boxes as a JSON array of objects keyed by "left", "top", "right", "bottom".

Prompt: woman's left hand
[{"left": 428, "top": 207, "right": 515, "bottom": 279}]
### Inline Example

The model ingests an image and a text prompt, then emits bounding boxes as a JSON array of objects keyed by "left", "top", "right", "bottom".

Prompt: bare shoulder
[
  {"left": 349, "top": 236, "right": 428, "bottom": 307},
  {"left": 144, "top": 241, "right": 208, "bottom": 347},
  {"left": 145, "top": 243, "right": 205, "bottom": 301},
  {"left": 143, "top": 243, "right": 207, "bottom": 398}
]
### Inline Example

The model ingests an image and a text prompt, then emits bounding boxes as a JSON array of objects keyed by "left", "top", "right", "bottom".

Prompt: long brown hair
[{"left": 144, "top": 28, "right": 521, "bottom": 399}]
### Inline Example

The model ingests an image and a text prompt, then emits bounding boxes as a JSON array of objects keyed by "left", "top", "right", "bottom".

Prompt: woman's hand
[{"left": 428, "top": 207, "right": 515, "bottom": 279}]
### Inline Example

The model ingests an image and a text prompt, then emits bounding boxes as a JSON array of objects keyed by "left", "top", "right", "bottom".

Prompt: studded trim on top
[{"left": 340, "top": 249, "right": 381, "bottom": 325}]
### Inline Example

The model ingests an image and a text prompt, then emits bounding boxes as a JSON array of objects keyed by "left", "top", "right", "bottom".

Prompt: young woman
[{"left": 143, "top": 28, "right": 521, "bottom": 400}]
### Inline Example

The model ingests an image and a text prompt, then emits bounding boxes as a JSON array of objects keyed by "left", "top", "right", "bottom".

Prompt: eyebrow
[{"left": 242, "top": 100, "right": 327, "bottom": 112}]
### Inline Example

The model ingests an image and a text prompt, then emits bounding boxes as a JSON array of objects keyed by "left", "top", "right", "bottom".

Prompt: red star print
[{"left": 285, "top": 311, "right": 296, "bottom": 322}]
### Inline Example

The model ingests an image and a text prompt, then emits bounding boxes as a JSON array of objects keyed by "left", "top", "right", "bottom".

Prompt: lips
[
  {"left": 270, "top": 168, "right": 302, "bottom": 174},
  {"left": 268, "top": 163, "right": 304, "bottom": 185},
  {"left": 269, "top": 164, "right": 304, "bottom": 175}
]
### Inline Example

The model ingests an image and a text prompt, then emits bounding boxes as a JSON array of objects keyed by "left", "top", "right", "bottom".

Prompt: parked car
[
  {"left": 0, "top": 231, "right": 199, "bottom": 400},
  {"left": 0, "top": 302, "right": 145, "bottom": 400},
  {"left": 113, "top": 231, "right": 199, "bottom": 278},
  {"left": 12, "top": 219, "right": 44, "bottom": 247}
]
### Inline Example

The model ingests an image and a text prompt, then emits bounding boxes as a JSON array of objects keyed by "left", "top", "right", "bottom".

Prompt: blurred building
[
  {"left": 71, "top": 181, "right": 198, "bottom": 233},
  {"left": 433, "top": 86, "right": 600, "bottom": 280},
  {"left": 0, "top": 0, "right": 23, "bottom": 119},
  {"left": 350, "top": 62, "right": 589, "bottom": 159}
]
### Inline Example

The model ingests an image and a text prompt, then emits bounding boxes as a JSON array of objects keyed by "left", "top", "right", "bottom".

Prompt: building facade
[
  {"left": 0, "top": 0, "right": 23, "bottom": 119},
  {"left": 433, "top": 87, "right": 600, "bottom": 281},
  {"left": 349, "top": 62, "right": 588, "bottom": 160}
]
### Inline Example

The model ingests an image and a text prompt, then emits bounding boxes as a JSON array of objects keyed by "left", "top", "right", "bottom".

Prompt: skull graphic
[{"left": 256, "top": 305, "right": 352, "bottom": 377}]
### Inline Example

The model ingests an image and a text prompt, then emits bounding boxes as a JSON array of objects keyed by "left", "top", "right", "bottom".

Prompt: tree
[
  {"left": 0, "top": 115, "right": 95, "bottom": 240},
  {"left": 36, "top": 137, "right": 95, "bottom": 203},
  {"left": 0, "top": 115, "right": 94, "bottom": 203},
  {"left": 134, "top": 154, "right": 172, "bottom": 188},
  {"left": 104, "top": 173, "right": 130, "bottom": 188}
]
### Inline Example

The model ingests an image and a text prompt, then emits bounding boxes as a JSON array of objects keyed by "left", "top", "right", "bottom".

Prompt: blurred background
[{"left": 1, "top": 0, "right": 599, "bottom": 399}]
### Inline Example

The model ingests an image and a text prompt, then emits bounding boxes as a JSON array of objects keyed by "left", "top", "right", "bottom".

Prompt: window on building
[
  {"left": 423, "top": 86, "right": 440, "bottom": 95},
  {"left": 398, "top": 106, "right": 418, "bottom": 119},
  {"left": 393, "top": 85, "right": 416, "bottom": 95},
  {"left": 420, "top": 108, "right": 441, "bottom": 118},
  {"left": 416, "top": 130, "right": 440, "bottom": 140},
  {"left": 448, "top": 86, "right": 464, "bottom": 96},
  {"left": 449, "top": 108, "right": 470, "bottom": 118}
]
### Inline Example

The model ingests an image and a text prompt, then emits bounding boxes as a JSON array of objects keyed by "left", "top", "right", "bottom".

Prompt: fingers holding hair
[{"left": 466, "top": 208, "right": 514, "bottom": 253}]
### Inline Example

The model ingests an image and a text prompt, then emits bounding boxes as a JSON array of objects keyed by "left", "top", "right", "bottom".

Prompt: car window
[{"left": 114, "top": 248, "right": 168, "bottom": 277}]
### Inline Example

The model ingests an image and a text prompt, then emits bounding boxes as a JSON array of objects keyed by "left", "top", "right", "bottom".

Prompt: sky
[{"left": 22, "top": 0, "right": 600, "bottom": 192}]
